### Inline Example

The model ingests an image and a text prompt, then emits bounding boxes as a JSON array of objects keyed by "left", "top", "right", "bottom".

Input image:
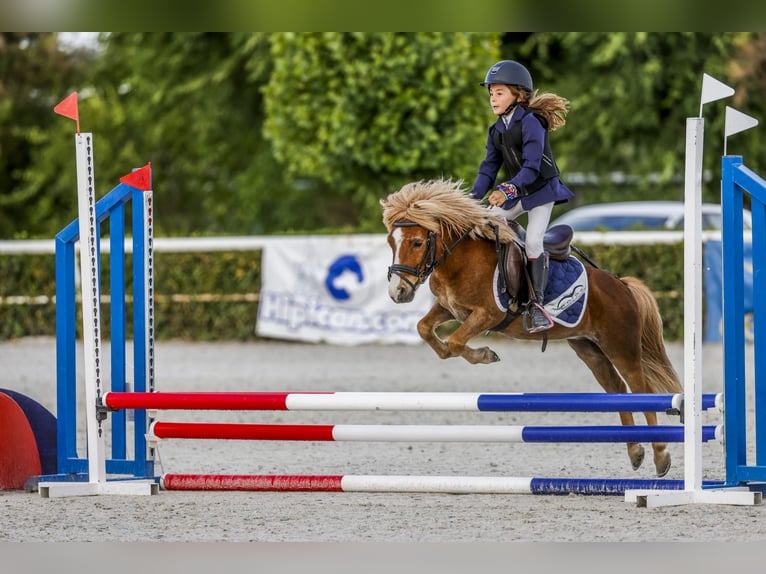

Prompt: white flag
[
  {"left": 700, "top": 73, "right": 735, "bottom": 106},
  {"left": 725, "top": 106, "right": 759, "bottom": 138}
]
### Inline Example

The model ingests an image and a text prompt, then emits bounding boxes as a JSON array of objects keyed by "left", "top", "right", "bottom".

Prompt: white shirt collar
[{"left": 502, "top": 106, "right": 517, "bottom": 128}]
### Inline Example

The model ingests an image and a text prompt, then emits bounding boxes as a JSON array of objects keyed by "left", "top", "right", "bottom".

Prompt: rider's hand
[
  {"left": 488, "top": 189, "right": 507, "bottom": 207},
  {"left": 489, "top": 181, "right": 518, "bottom": 207}
]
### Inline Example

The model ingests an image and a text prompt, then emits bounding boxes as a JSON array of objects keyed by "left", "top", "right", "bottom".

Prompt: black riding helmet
[
  {"left": 480, "top": 60, "right": 533, "bottom": 92},
  {"left": 481, "top": 60, "right": 533, "bottom": 117}
]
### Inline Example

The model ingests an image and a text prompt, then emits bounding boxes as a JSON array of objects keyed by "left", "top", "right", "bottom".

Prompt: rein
[{"left": 387, "top": 221, "right": 472, "bottom": 289}]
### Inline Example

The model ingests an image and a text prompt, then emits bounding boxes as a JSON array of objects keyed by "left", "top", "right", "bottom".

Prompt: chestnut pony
[{"left": 381, "top": 179, "right": 681, "bottom": 477}]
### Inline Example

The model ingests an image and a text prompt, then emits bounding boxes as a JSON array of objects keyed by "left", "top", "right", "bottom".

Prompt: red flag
[
  {"left": 53, "top": 92, "right": 80, "bottom": 133},
  {"left": 120, "top": 163, "right": 152, "bottom": 191}
]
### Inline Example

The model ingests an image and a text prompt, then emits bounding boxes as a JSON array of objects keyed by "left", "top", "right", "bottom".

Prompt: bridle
[{"left": 387, "top": 221, "right": 472, "bottom": 290}]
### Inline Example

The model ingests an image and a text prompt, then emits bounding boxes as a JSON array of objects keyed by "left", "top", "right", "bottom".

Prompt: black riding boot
[{"left": 525, "top": 255, "right": 554, "bottom": 333}]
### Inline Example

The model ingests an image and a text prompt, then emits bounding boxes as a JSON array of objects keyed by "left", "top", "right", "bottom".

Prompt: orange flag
[
  {"left": 120, "top": 163, "right": 152, "bottom": 191},
  {"left": 53, "top": 92, "right": 80, "bottom": 133}
]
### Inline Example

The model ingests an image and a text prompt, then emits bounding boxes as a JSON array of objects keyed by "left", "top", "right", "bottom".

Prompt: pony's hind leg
[
  {"left": 567, "top": 338, "right": 647, "bottom": 473},
  {"left": 586, "top": 336, "right": 674, "bottom": 477}
]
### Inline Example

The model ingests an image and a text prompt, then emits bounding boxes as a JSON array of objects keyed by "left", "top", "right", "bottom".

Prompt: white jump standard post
[
  {"left": 626, "top": 74, "right": 761, "bottom": 507},
  {"left": 38, "top": 128, "right": 157, "bottom": 497}
]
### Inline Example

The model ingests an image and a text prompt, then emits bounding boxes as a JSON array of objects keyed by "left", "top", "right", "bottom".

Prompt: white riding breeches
[{"left": 489, "top": 201, "right": 554, "bottom": 260}]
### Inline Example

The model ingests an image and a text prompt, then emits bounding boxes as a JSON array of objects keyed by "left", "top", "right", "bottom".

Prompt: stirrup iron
[{"left": 523, "top": 301, "right": 554, "bottom": 334}]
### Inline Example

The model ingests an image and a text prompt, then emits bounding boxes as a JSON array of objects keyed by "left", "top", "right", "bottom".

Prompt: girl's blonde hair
[{"left": 512, "top": 87, "right": 569, "bottom": 132}]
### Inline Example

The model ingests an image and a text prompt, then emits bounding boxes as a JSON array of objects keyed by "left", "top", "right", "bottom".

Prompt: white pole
[
  {"left": 623, "top": 115, "right": 706, "bottom": 506},
  {"left": 75, "top": 133, "right": 107, "bottom": 486},
  {"left": 143, "top": 190, "right": 156, "bottom": 393},
  {"left": 683, "top": 117, "right": 705, "bottom": 492}
]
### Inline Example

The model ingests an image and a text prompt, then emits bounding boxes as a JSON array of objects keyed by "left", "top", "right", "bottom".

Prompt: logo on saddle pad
[{"left": 493, "top": 256, "right": 588, "bottom": 328}]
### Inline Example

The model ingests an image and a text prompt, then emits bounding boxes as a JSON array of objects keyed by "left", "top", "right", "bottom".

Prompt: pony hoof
[
  {"left": 629, "top": 445, "right": 645, "bottom": 471},
  {"left": 464, "top": 347, "right": 500, "bottom": 364},
  {"left": 654, "top": 453, "right": 671, "bottom": 478}
]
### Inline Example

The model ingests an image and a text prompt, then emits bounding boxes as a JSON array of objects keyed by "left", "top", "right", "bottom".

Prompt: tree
[
  {"left": 0, "top": 33, "right": 92, "bottom": 239},
  {"left": 515, "top": 33, "right": 749, "bottom": 205},
  {"left": 261, "top": 32, "right": 500, "bottom": 230},
  {"left": 12, "top": 32, "right": 296, "bottom": 237},
  {"left": 7, "top": 32, "right": 765, "bottom": 239},
  {"left": 728, "top": 33, "right": 766, "bottom": 170},
  {"left": 85, "top": 32, "right": 281, "bottom": 236}
]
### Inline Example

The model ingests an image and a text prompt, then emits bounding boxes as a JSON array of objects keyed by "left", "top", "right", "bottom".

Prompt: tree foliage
[
  {"left": 261, "top": 32, "right": 499, "bottom": 229},
  {"left": 2, "top": 32, "right": 765, "bottom": 240},
  {"left": 0, "top": 33, "right": 91, "bottom": 237},
  {"left": 84, "top": 32, "right": 280, "bottom": 236},
  {"left": 515, "top": 33, "right": 754, "bottom": 205}
]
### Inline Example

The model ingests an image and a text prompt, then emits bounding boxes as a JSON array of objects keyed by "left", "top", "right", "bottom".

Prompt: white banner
[{"left": 256, "top": 235, "right": 434, "bottom": 345}]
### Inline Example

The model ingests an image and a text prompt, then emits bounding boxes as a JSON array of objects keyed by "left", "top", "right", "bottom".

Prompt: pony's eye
[{"left": 412, "top": 240, "right": 424, "bottom": 248}]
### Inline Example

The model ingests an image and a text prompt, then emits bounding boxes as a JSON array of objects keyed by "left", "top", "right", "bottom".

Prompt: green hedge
[
  {"left": 573, "top": 242, "right": 684, "bottom": 341},
  {"left": 0, "top": 241, "right": 687, "bottom": 342},
  {"left": 0, "top": 254, "right": 58, "bottom": 339}
]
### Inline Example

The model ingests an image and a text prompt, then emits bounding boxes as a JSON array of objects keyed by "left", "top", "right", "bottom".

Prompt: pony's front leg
[
  {"left": 417, "top": 302, "right": 458, "bottom": 359},
  {"left": 446, "top": 309, "right": 501, "bottom": 364}
]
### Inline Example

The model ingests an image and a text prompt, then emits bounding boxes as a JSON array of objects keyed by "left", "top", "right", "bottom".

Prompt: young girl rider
[{"left": 469, "top": 60, "right": 573, "bottom": 333}]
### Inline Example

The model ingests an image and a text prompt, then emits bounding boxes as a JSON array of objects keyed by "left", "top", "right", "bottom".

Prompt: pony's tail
[{"left": 623, "top": 277, "right": 682, "bottom": 394}]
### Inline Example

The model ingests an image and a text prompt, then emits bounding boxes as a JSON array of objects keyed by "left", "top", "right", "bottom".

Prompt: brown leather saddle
[
  {"left": 500, "top": 221, "right": 573, "bottom": 305},
  {"left": 492, "top": 220, "right": 574, "bottom": 329},
  {"left": 507, "top": 220, "right": 573, "bottom": 261}
]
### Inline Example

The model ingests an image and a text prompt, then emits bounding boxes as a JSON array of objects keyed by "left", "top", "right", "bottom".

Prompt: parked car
[{"left": 550, "top": 201, "right": 752, "bottom": 231}]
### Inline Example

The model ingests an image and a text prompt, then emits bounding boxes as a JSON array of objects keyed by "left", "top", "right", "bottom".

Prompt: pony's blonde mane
[{"left": 380, "top": 179, "right": 518, "bottom": 243}]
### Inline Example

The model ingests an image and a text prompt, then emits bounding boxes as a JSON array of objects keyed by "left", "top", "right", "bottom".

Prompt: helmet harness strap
[
  {"left": 501, "top": 100, "right": 518, "bottom": 117},
  {"left": 496, "top": 90, "right": 526, "bottom": 118}
]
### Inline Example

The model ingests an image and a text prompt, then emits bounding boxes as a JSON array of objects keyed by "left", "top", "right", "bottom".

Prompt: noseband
[{"left": 387, "top": 221, "right": 471, "bottom": 289}]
